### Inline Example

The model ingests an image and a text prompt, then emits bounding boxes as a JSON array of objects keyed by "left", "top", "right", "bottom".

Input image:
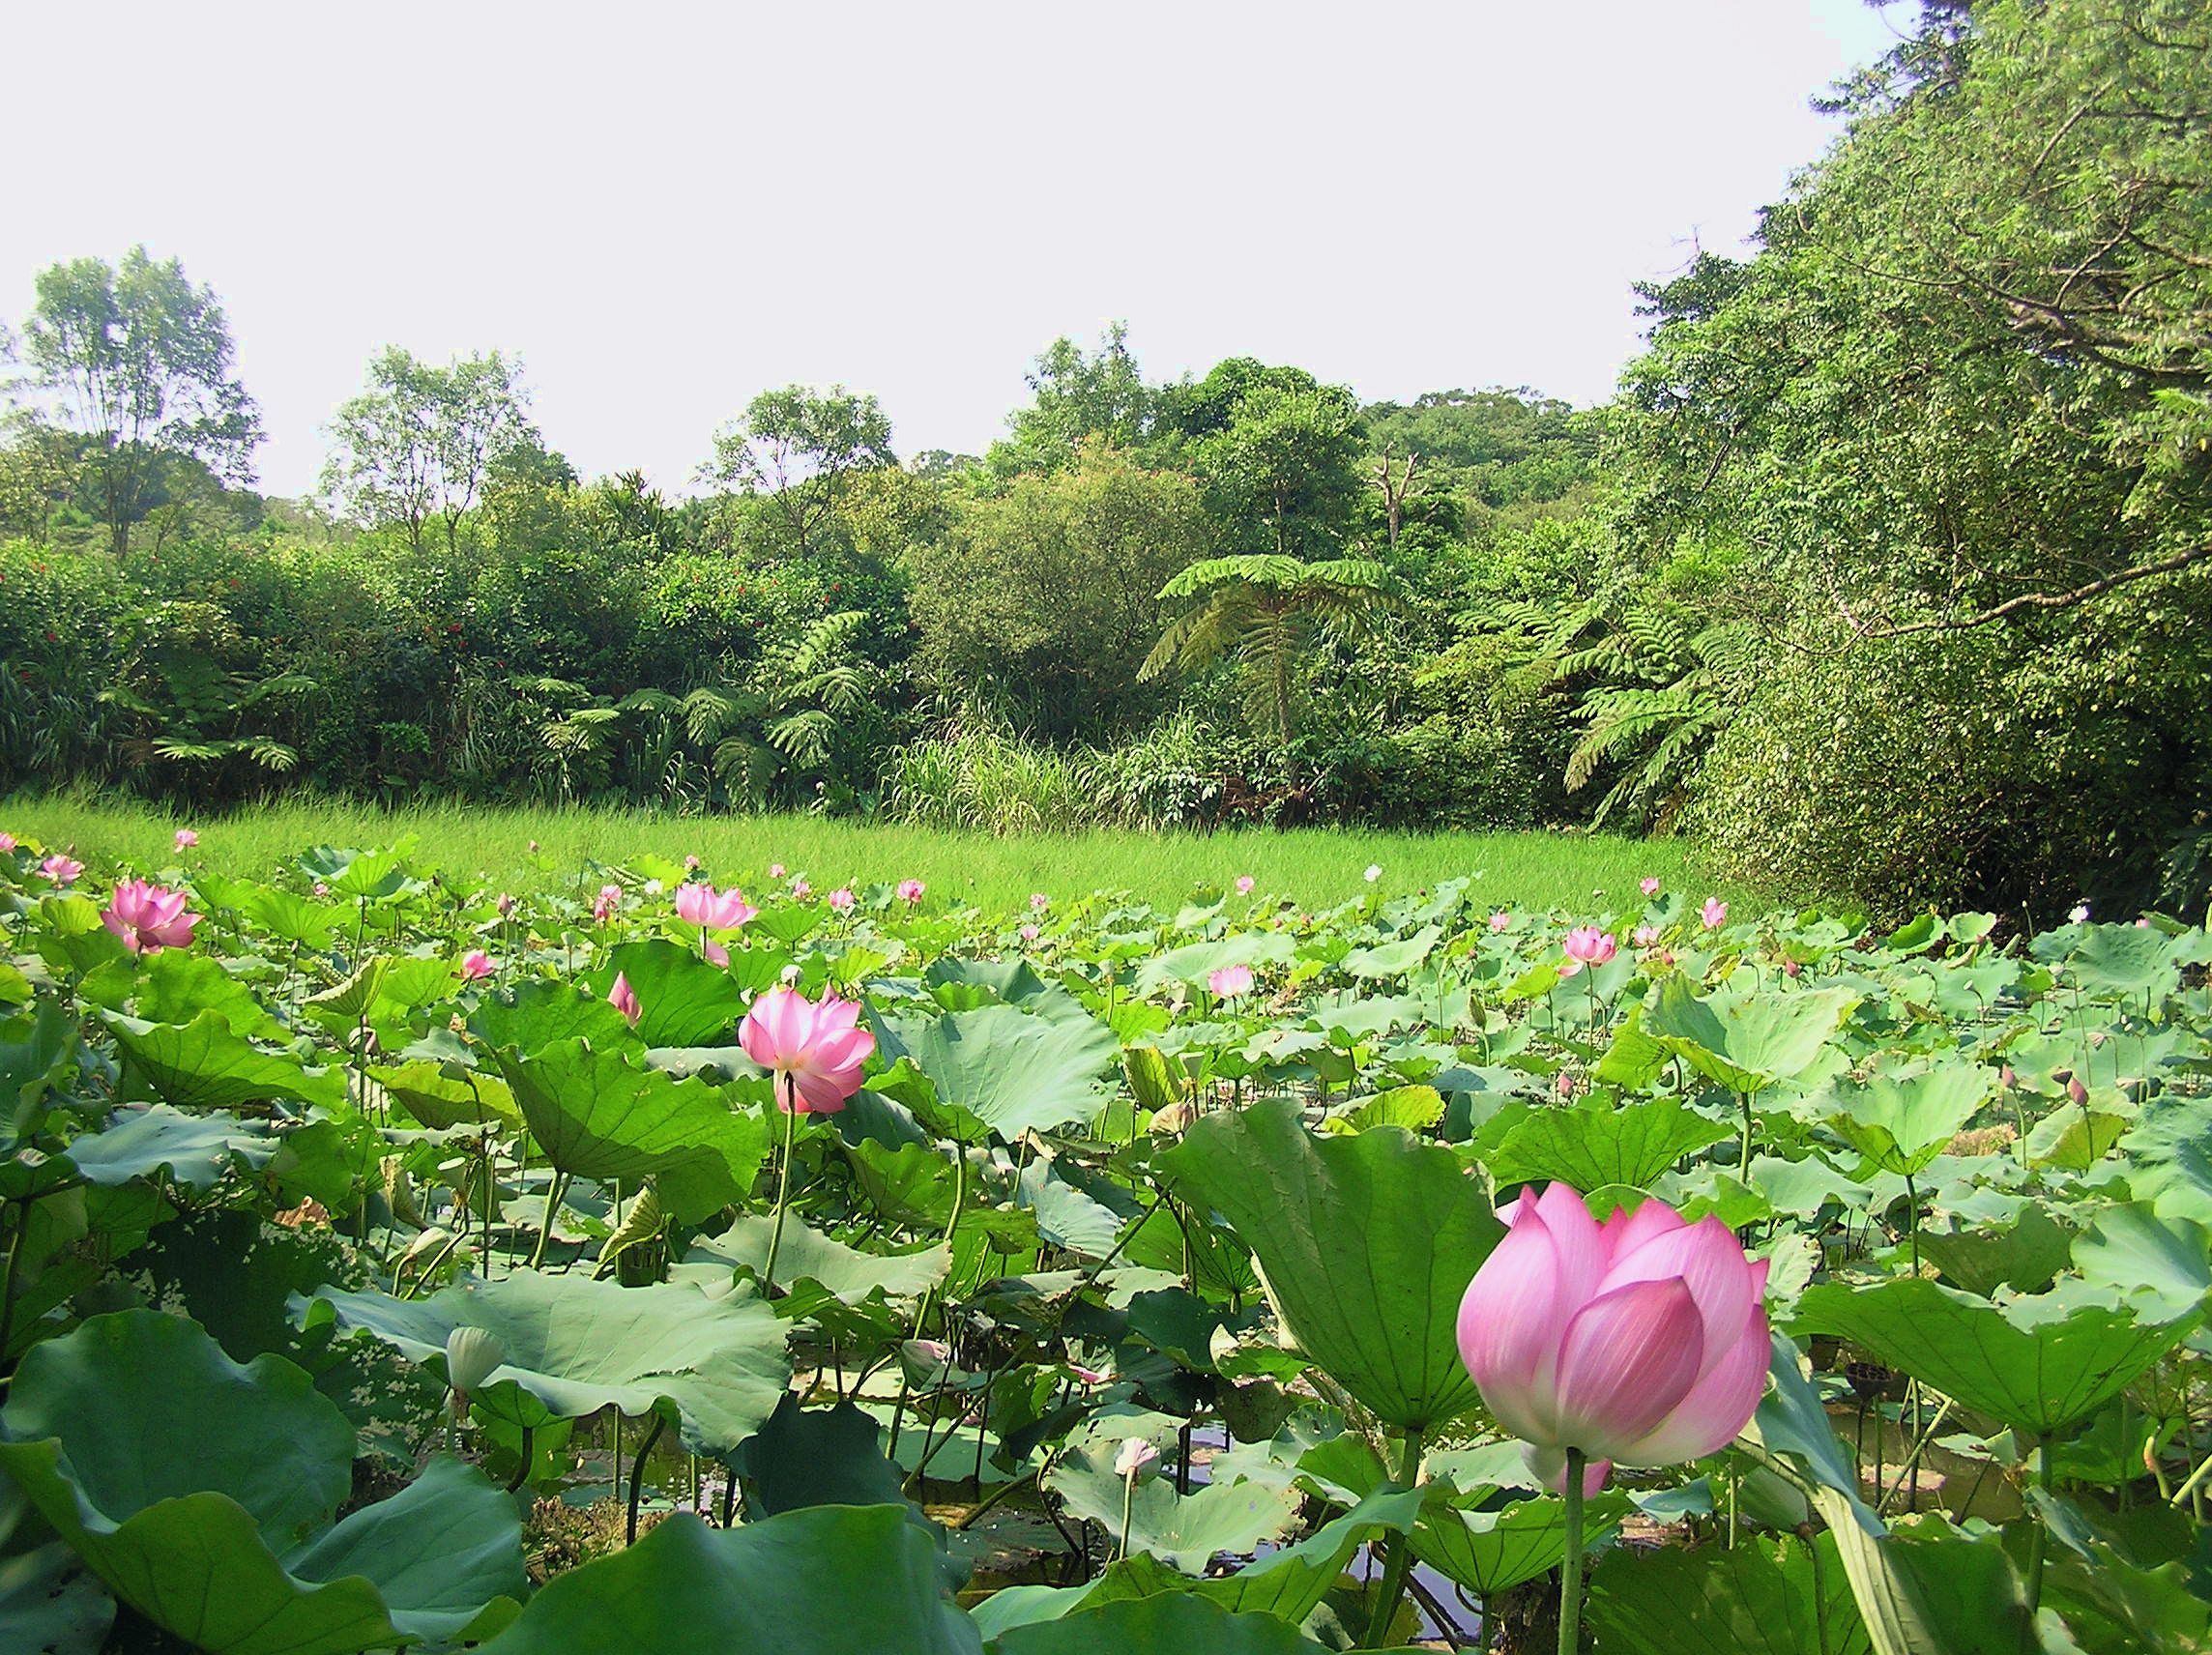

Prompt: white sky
[{"left": 1, "top": 0, "right": 1911, "bottom": 499}]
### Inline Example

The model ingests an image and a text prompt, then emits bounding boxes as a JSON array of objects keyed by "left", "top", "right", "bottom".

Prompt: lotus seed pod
[{"left": 445, "top": 1326, "right": 504, "bottom": 1398}]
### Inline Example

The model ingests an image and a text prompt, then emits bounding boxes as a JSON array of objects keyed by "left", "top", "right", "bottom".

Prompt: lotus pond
[{"left": 0, "top": 831, "right": 2206, "bottom": 1654}]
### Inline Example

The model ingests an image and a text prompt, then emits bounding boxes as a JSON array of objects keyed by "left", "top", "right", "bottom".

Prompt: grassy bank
[{"left": 6, "top": 794, "right": 1756, "bottom": 916}]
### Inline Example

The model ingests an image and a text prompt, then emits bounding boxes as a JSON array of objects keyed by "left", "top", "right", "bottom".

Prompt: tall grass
[
  {"left": 882, "top": 712, "right": 1224, "bottom": 832},
  {"left": 5, "top": 790, "right": 1758, "bottom": 917}
]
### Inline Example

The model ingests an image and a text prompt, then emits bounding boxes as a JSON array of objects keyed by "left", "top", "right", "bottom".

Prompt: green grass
[{"left": 6, "top": 794, "right": 1758, "bottom": 917}]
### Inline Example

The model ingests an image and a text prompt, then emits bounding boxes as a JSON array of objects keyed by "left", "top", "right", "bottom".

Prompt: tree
[
  {"left": 1162, "top": 361, "right": 1365, "bottom": 559},
  {"left": 906, "top": 446, "right": 1206, "bottom": 740},
  {"left": 8, "top": 247, "right": 261, "bottom": 555},
  {"left": 698, "top": 386, "right": 894, "bottom": 560},
  {"left": 322, "top": 347, "right": 537, "bottom": 554},
  {"left": 1141, "top": 554, "right": 1394, "bottom": 751},
  {"left": 986, "top": 323, "right": 1155, "bottom": 478}
]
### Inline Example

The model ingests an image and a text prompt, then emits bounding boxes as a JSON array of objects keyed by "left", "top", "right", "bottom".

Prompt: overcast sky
[{"left": 1, "top": 0, "right": 1910, "bottom": 499}]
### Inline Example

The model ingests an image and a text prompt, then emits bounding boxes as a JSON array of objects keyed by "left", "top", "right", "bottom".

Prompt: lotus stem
[
  {"left": 1558, "top": 1446, "right": 1586, "bottom": 1655},
  {"left": 2021, "top": 1434, "right": 2052, "bottom": 1649},
  {"left": 529, "top": 1171, "right": 569, "bottom": 1270},
  {"left": 761, "top": 1078, "right": 800, "bottom": 1296},
  {"left": 628, "top": 1411, "right": 667, "bottom": 1545},
  {"left": 507, "top": 1424, "right": 534, "bottom": 1492},
  {"left": 2168, "top": 1441, "right": 2212, "bottom": 1509},
  {"left": 1364, "top": 1426, "right": 1425, "bottom": 1645}
]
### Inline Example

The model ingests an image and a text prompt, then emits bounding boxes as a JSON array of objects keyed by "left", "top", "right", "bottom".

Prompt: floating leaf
[{"left": 1487, "top": 1096, "right": 1732, "bottom": 1190}]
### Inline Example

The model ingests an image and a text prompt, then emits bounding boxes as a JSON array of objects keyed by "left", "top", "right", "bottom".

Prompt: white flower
[
  {"left": 779, "top": 962, "right": 803, "bottom": 985},
  {"left": 444, "top": 1326, "right": 504, "bottom": 1398},
  {"left": 643, "top": 879, "right": 665, "bottom": 897},
  {"left": 2069, "top": 903, "right": 2090, "bottom": 924},
  {"left": 1363, "top": 864, "right": 1382, "bottom": 884},
  {"left": 1114, "top": 1437, "right": 1160, "bottom": 1478}
]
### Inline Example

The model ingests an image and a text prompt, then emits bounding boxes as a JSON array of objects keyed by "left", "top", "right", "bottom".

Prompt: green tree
[
  {"left": 986, "top": 323, "right": 1155, "bottom": 478},
  {"left": 907, "top": 445, "right": 1205, "bottom": 740},
  {"left": 1163, "top": 361, "right": 1365, "bottom": 559},
  {"left": 8, "top": 247, "right": 261, "bottom": 555},
  {"left": 1141, "top": 554, "right": 1393, "bottom": 751},
  {"left": 322, "top": 347, "right": 538, "bottom": 554},
  {"left": 698, "top": 385, "right": 894, "bottom": 560}
]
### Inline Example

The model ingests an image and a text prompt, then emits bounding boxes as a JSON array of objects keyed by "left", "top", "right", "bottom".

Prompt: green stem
[
  {"left": 1739, "top": 1092, "right": 1755, "bottom": 1178},
  {"left": 1119, "top": 1471, "right": 1136, "bottom": 1562},
  {"left": 1364, "top": 1427, "right": 1425, "bottom": 1645},
  {"left": 761, "top": 1079, "right": 800, "bottom": 1296},
  {"left": 1559, "top": 1446, "right": 1586, "bottom": 1655},
  {"left": 529, "top": 1171, "right": 569, "bottom": 1270},
  {"left": 0, "top": 1199, "right": 25, "bottom": 1365},
  {"left": 506, "top": 1424, "right": 534, "bottom": 1492},
  {"left": 2022, "top": 1434, "right": 2052, "bottom": 1649},
  {"left": 627, "top": 1411, "right": 667, "bottom": 1545}
]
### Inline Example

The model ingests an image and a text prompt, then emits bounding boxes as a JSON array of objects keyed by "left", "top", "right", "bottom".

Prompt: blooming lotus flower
[
  {"left": 675, "top": 883, "right": 757, "bottom": 931},
  {"left": 460, "top": 949, "right": 494, "bottom": 980},
  {"left": 741, "top": 987, "right": 876, "bottom": 1115},
  {"left": 1701, "top": 897, "right": 1728, "bottom": 930},
  {"left": 684, "top": 854, "right": 701, "bottom": 871},
  {"left": 313, "top": 882, "right": 330, "bottom": 899},
  {"left": 593, "top": 883, "right": 623, "bottom": 922},
  {"left": 41, "top": 855, "right": 83, "bottom": 886},
  {"left": 790, "top": 876, "right": 811, "bottom": 901},
  {"left": 1489, "top": 911, "right": 1511, "bottom": 933},
  {"left": 897, "top": 879, "right": 925, "bottom": 904},
  {"left": 102, "top": 879, "right": 197, "bottom": 954},
  {"left": 1560, "top": 927, "right": 1616, "bottom": 974},
  {"left": 829, "top": 886, "right": 855, "bottom": 912},
  {"left": 703, "top": 938, "right": 730, "bottom": 967},
  {"left": 0, "top": 833, "right": 15, "bottom": 852},
  {"left": 1019, "top": 923, "right": 1039, "bottom": 943},
  {"left": 1640, "top": 877, "right": 1660, "bottom": 896},
  {"left": 1236, "top": 875, "right": 1255, "bottom": 895},
  {"left": 1030, "top": 891, "right": 1049, "bottom": 913},
  {"left": 1457, "top": 1185, "right": 1769, "bottom": 1495},
  {"left": 175, "top": 828, "right": 198, "bottom": 850},
  {"left": 769, "top": 862, "right": 786, "bottom": 880},
  {"left": 1633, "top": 924, "right": 1662, "bottom": 947},
  {"left": 1364, "top": 864, "right": 1382, "bottom": 884},
  {"left": 2068, "top": 902, "right": 2089, "bottom": 924},
  {"left": 1208, "top": 963, "right": 1255, "bottom": 999},
  {"left": 643, "top": 878, "right": 665, "bottom": 897},
  {"left": 1114, "top": 1438, "right": 1160, "bottom": 1478},
  {"left": 608, "top": 972, "right": 641, "bottom": 1026}
]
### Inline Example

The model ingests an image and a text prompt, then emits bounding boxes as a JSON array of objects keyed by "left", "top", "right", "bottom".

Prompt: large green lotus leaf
[
  {"left": 1486, "top": 1096, "right": 1733, "bottom": 1191},
  {"left": 280, "top": 1455, "right": 525, "bottom": 1643},
  {"left": 491, "top": 1038, "right": 769, "bottom": 1223},
  {"left": 847, "top": 1136, "right": 957, "bottom": 1228},
  {"left": 1793, "top": 1278, "right": 2197, "bottom": 1437},
  {"left": 1586, "top": 1532, "right": 1868, "bottom": 1655},
  {"left": 1917, "top": 1204, "right": 2076, "bottom": 1297},
  {"left": 1043, "top": 1446, "right": 1298, "bottom": 1573},
  {"left": 2071, "top": 1204, "right": 2211, "bottom": 1322},
  {"left": 1133, "top": 933, "right": 1298, "bottom": 994},
  {"left": 690, "top": 1214, "right": 948, "bottom": 1303},
  {"left": 1075, "top": 1485, "right": 1423, "bottom": 1629},
  {"left": 102, "top": 1010, "right": 344, "bottom": 1112},
  {"left": 1644, "top": 979, "right": 1858, "bottom": 1092},
  {"left": 0, "top": 1309, "right": 352, "bottom": 1551},
  {"left": 63, "top": 1104, "right": 277, "bottom": 1190},
  {"left": 469, "top": 979, "right": 632, "bottom": 1057},
  {"left": 990, "top": 1594, "right": 1330, "bottom": 1655},
  {"left": 301, "top": 1267, "right": 791, "bottom": 1453},
  {"left": 1343, "top": 924, "right": 1443, "bottom": 979},
  {"left": 1411, "top": 1489, "right": 1629, "bottom": 1597},
  {"left": 2061, "top": 924, "right": 2178, "bottom": 1000},
  {"left": 731, "top": 1395, "right": 910, "bottom": 1516},
  {"left": 474, "top": 1507, "right": 979, "bottom": 1655},
  {"left": 2118, "top": 1097, "right": 2212, "bottom": 1224},
  {"left": 1816, "top": 1060, "right": 1995, "bottom": 1177},
  {"left": 1160, "top": 1097, "right": 1504, "bottom": 1429},
  {"left": 877, "top": 1002, "right": 1118, "bottom": 1140},
  {"left": 588, "top": 939, "right": 742, "bottom": 1049},
  {"left": 136, "top": 949, "right": 287, "bottom": 1040},
  {"left": 369, "top": 1059, "right": 519, "bottom": 1128}
]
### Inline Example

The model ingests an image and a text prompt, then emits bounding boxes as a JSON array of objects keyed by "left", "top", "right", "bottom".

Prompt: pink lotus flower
[
  {"left": 1070, "top": 1361, "right": 1112, "bottom": 1386},
  {"left": 1633, "top": 924, "right": 1662, "bottom": 947},
  {"left": 460, "top": 949, "right": 495, "bottom": 980},
  {"left": 41, "top": 855, "right": 83, "bottom": 886},
  {"left": 313, "top": 882, "right": 330, "bottom": 899},
  {"left": 496, "top": 891, "right": 516, "bottom": 918},
  {"left": 1019, "top": 923, "right": 1039, "bottom": 943},
  {"left": 1701, "top": 897, "right": 1728, "bottom": 930},
  {"left": 174, "top": 828, "right": 199, "bottom": 851},
  {"left": 1489, "top": 911, "right": 1511, "bottom": 933},
  {"left": 769, "top": 862, "right": 786, "bottom": 880},
  {"left": 1030, "top": 891, "right": 1049, "bottom": 913},
  {"left": 790, "top": 876, "right": 811, "bottom": 901},
  {"left": 1235, "top": 876, "right": 1255, "bottom": 895},
  {"left": 1208, "top": 963, "right": 1256, "bottom": 999},
  {"left": 0, "top": 833, "right": 15, "bottom": 852},
  {"left": 102, "top": 879, "right": 197, "bottom": 954},
  {"left": 741, "top": 987, "right": 876, "bottom": 1115},
  {"left": 897, "top": 879, "right": 925, "bottom": 905},
  {"left": 829, "top": 886, "right": 856, "bottom": 912},
  {"left": 684, "top": 854, "right": 701, "bottom": 871},
  {"left": 1561, "top": 927, "right": 1616, "bottom": 973},
  {"left": 608, "top": 972, "right": 641, "bottom": 1026},
  {"left": 1457, "top": 1185, "right": 1769, "bottom": 1495},
  {"left": 593, "top": 883, "right": 623, "bottom": 922},
  {"left": 675, "top": 883, "right": 757, "bottom": 931},
  {"left": 1640, "top": 877, "right": 1660, "bottom": 896},
  {"left": 1114, "top": 1438, "right": 1160, "bottom": 1478},
  {"left": 703, "top": 938, "right": 730, "bottom": 967}
]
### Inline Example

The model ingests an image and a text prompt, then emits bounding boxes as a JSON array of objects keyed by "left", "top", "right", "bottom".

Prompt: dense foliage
[
  {"left": 0, "top": 828, "right": 2207, "bottom": 1653},
  {"left": 3, "top": 0, "right": 2207, "bottom": 921}
]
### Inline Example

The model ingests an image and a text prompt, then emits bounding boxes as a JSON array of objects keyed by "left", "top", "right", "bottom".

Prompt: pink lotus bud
[
  {"left": 0, "top": 833, "right": 15, "bottom": 852},
  {"left": 1457, "top": 1184, "right": 1769, "bottom": 1495},
  {"left": 102, "top": 878, "right": 197, "bottom": 954},
  {"left": 608, "top": 972, "right": 641, "bottom": 1026},
  {"left": 1235, "top": 876, "right": 1255, "bottom": 895},
  {"left": 1782, "top": 957, "right": 1802, "bottom": 978},
  {"left": 703, "top": 938, "right": 730, "bottom": 967},
  {"left": 1114, "top": 1438, "right": 1160, "bottom": 1479},
  {"left": 1070, "top": 1361, "right": 1111, "bottom": 1385},
  {"left": 460, "top": 949, "right": 495, "bottom": 980},
  {"left": 1019, "top": 923, "right": 1039, "bottom": 943},
  {"left": 593, "top": 883, "right": 622, "bottom": 922},
  {"left": 1208, "top": 963, "right": 1256, "bottom": 999},
  {"left": 313, "top": 882, "right": 330, "bottom": 898},
  {"left": 684, "top": 854, "right": 701, "bottom": 871},
  {"left": 1702, "top": 897, "right": 1729, "bottom": 930},
  {"left": 790, "top": 876, "right": 811, "bottom": 901},
  {"left": 742, "top": 987, "right": 876, "bottom": 1115},
  {"left": 2067, "top": 1075, "right": 2089, "bottom": 1108},
  {"left": 496, "top": 891, "right": 516, "bottom": 918}
]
